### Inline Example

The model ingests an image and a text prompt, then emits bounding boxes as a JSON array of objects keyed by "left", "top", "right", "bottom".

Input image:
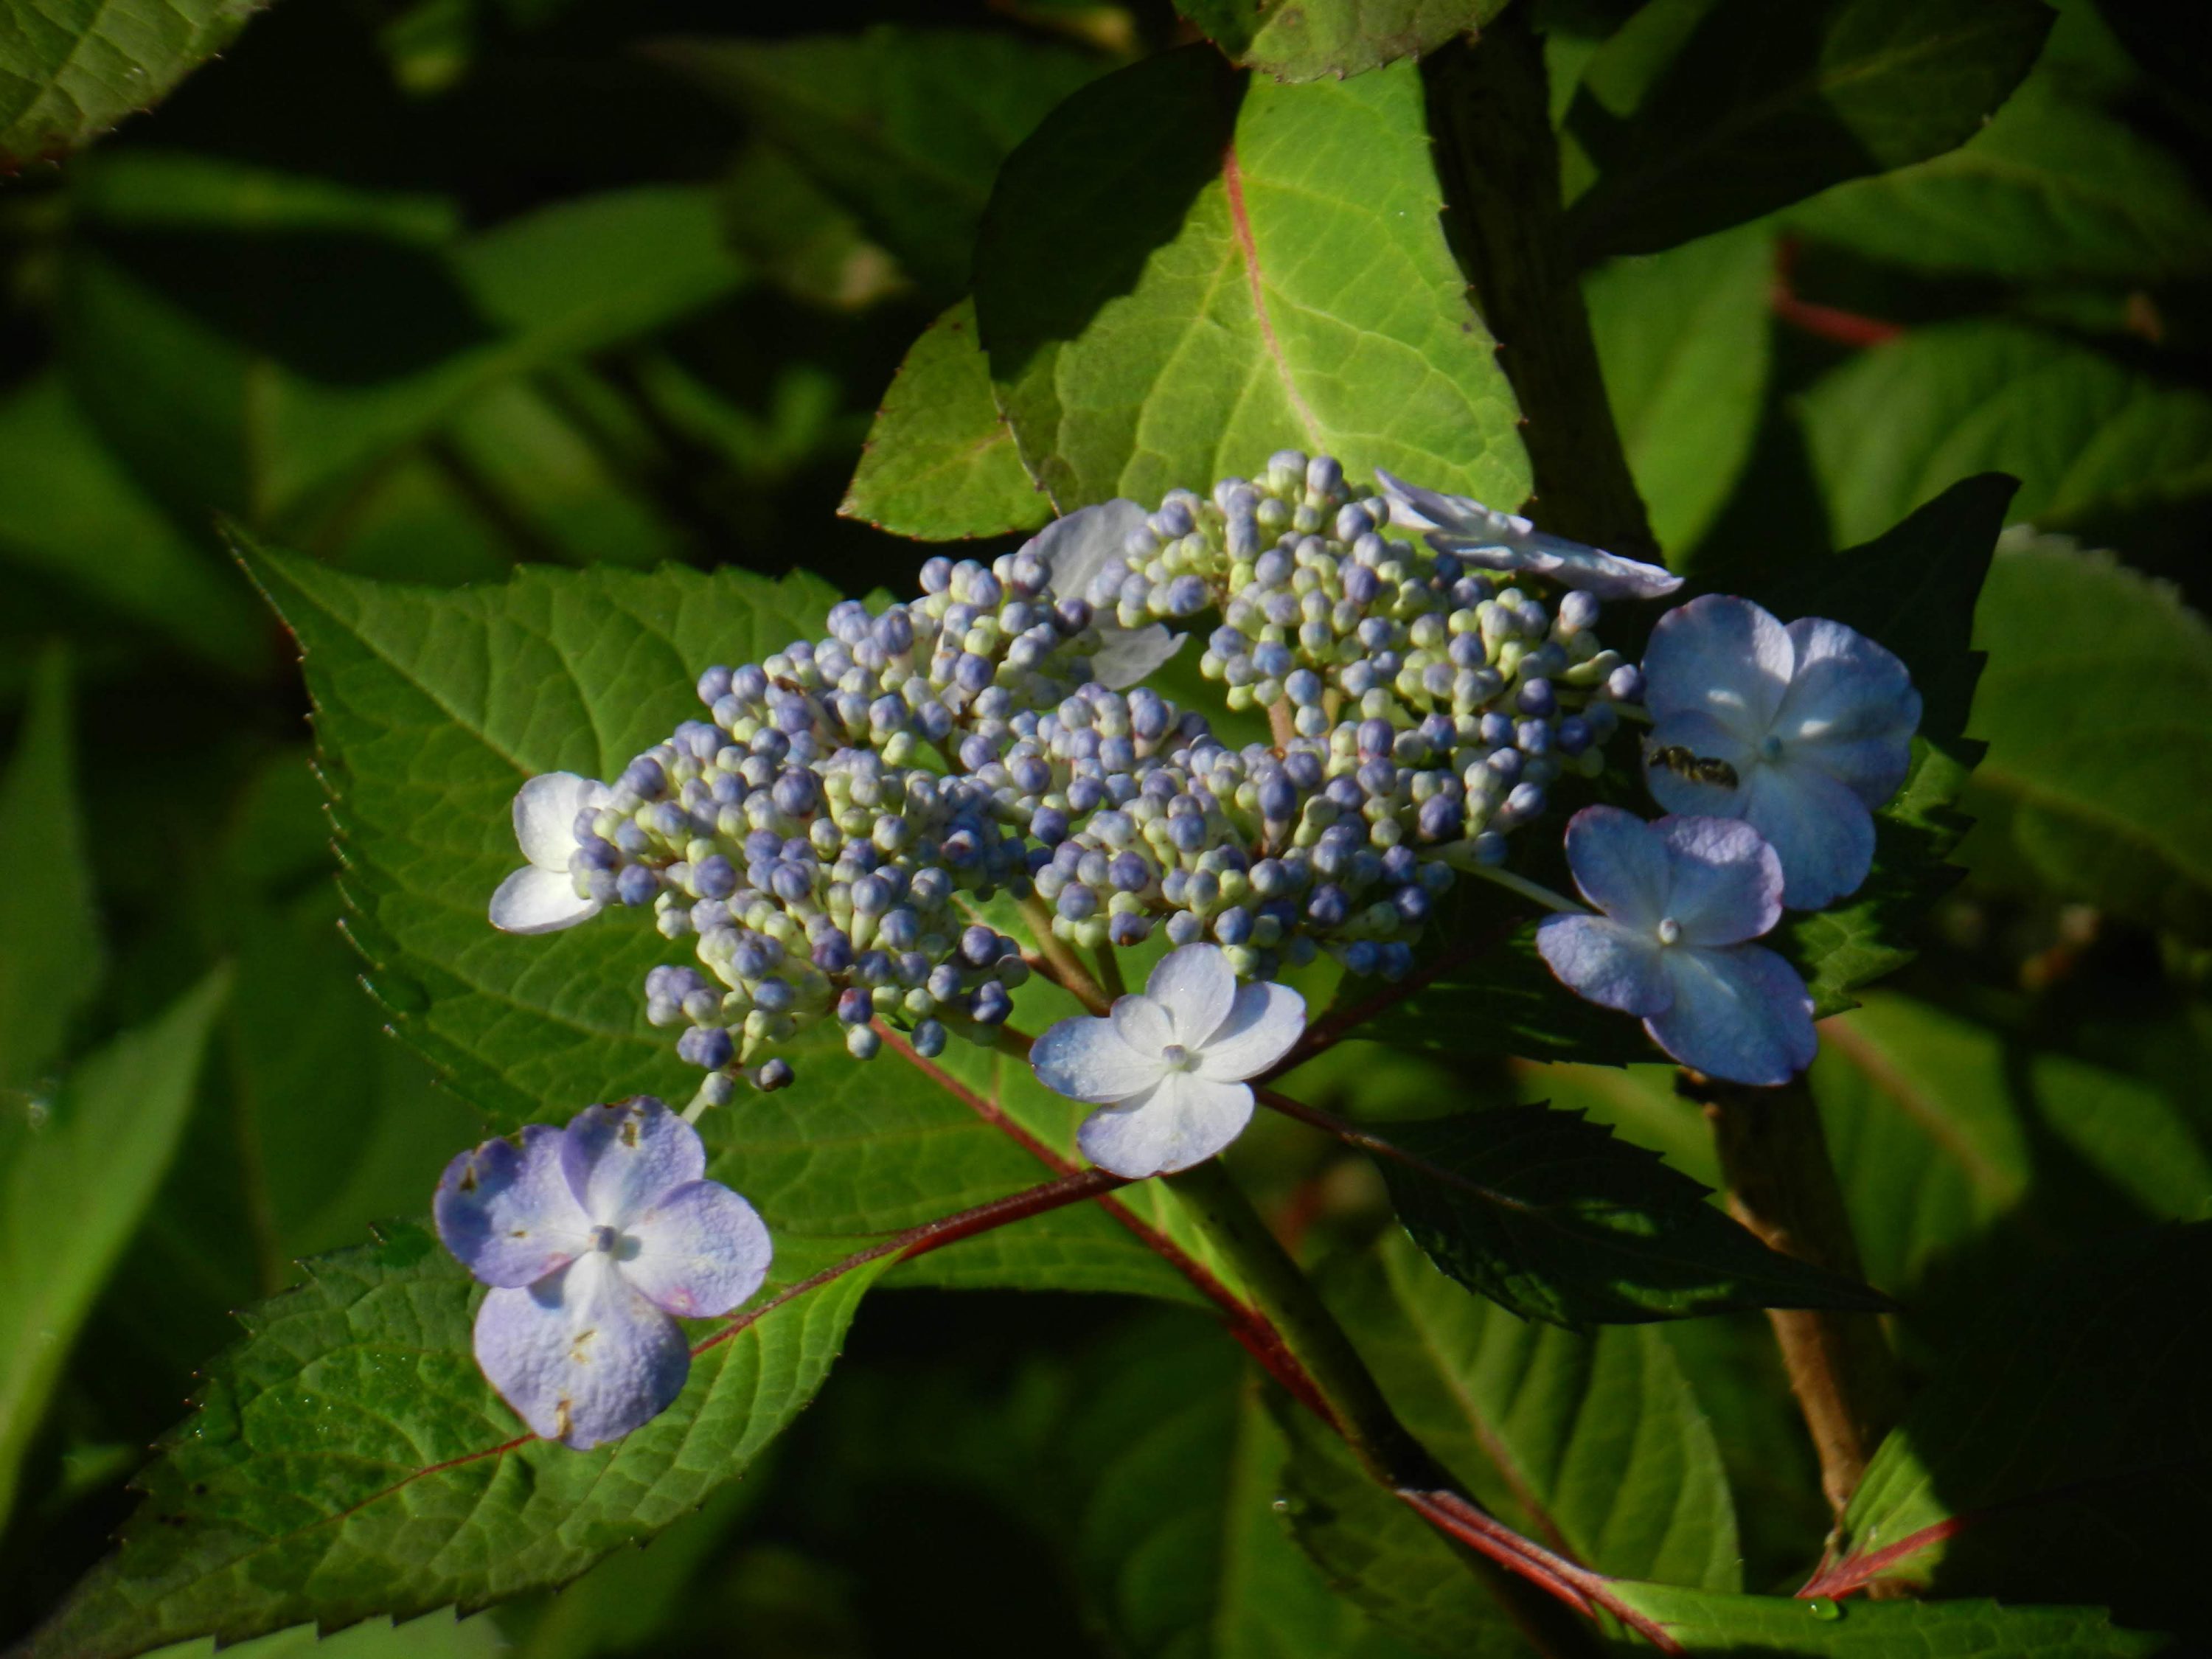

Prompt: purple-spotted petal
[
  {"left": 1032, "top": 1015, "right": 1169, "bottom": 1103},
  {"left": 562, "top": 1097, "right": 706, "bottom": 1228},
  {"left": 622, "top": 1180, "right": 773, "bottom": 1318},
  {"left": 1652, "top": 815, "right": 1784, "bottom": 947},
  {"left": 473, "top": 1252, "right": 691, "bottom": 1449},
  {"left": 1562, "top": 805, "right": 1672, "bottom": 929},
  {"left": 1110, "top": 992, "right": 1174, "bottom": 1057},
  {"left": 1077, "top": 1072, "right": 1254, "bottom": 1178},
  {"left": 490, "top": 864, "right": 601, "bottom": 935},
  {"left": 1643, "top": 594, "right": 1795, "bottom": 737},
  {"left": 1194, "top": 981, "right": 1306, "bottom": 1082},
  {"left": 515, "top": 771, "right": 607, "bottom": 871},
  {"left": 1646, "top": 944, "right": 1817, "bottom": 1086},
  {"left": 436, "top": 1126, "right": 594, "bottom": 1288},
  {"left": 1536, "top": 914, "right": 1672, "bottom": 1016},
  {"left": 1144, "top": 943, "right": 1238, "bottom": 1048},
  {"left": 1742, "top": 763, "right": 1877, "bottom": 911}
]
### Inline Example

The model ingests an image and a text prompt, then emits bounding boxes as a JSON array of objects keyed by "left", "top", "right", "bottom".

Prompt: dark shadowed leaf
[
  {"left": 1604, "top": 1581, "right": 2163, "bottom": 1656},
  {"left": 1174, "top": 0, "right": 1506, "bottom": 83},
  {"left": 976, "top": 49, "right": 1528, "bottom": 513}
]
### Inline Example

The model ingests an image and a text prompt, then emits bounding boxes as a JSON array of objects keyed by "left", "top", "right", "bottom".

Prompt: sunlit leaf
[
  {"left": 1174, "top": 0, "right": 1506, "bottom": 83},
  {"left": 0, "top": 0, "right": 265, "bottom": 167}
]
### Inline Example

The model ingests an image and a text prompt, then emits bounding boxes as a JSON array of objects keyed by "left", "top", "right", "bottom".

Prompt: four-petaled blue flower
[
  {"left": 1537, "top": 806, "right": 1816, "bottom": 1086},
  {"left": 1641, "top": 594, "right": 1920, "bottom": 909},
  {"left": 437, "top": 1097, "right": 772, "bottom": 1448},
  {"left": 1375, "top": 471, "right": 1684, "bottom": 601},
  {"left": 1031, "top": 944, "right": 1306, "bottom": 1177}
]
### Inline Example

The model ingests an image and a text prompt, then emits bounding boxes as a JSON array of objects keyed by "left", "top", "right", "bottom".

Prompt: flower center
[
  {"left": 1759, "top": 734, "right": 1785, "bottom": 764},
  {"left": 1656, "top": 917, "right": 1683, "bottom": 947},
  {"left": 589, "top": 1224, "right": 620, "bottom": 1254},
  {"left": 1159, "top": 1043, "right": 1193, "bottom": 1071}
]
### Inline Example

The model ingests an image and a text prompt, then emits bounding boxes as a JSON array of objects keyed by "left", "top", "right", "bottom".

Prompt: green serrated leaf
[
  {"left": 1798, "top": 321, "right": 2212, "bottom": 549},
  {"left": 1965, "top": 539, "right": 2212, "bottom": 939},
  {"left": 1606, "top": 1579, "right": 2166, "bottom": 1656},
  {"left": 234, "top": 537, "right": 1232, "bottom": 1303},
  {"left": 976, "top": 49, "right": 1528, "bottom": 513},
  {"left": 650, "top": 27, "right": 1101, "bottom": 299},
  {"left": 1585, "top": 222, "right": 1775, "bottom": 558},
  {"left": 1787, "top": 76, "right": 2212, "bottom": 282},
  {"left": 1562, "top": 0, "right": 2054, "bottom": 260},
  {"left": 1820, "top": 1222, "right": 2211, "bottom": 1641},
  {"left": 1370, "top": 1103, "right": 1889, "bottom": 1326},
  {"left": 842, "top": 298, "right": 1051, "bottom": 540},
  {"left": 0, "top": 0, "right": 265, "bottom": 166},
  {"left": 22, "top": 1223, "right": 886, "bottom": 1659},
  {"left": 0, "top": 646, "right": 103, "bottom": 1088},
  {"left": 1175, "top": 0, "right": 1506, "bottom": 83},
  {"left": 0, "top": 970, "right": 230, "bottom": 1535}
]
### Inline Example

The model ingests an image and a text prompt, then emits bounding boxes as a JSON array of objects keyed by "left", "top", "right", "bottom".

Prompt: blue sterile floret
[{"left": 490, "top": 451, "right": 1657, "bottom": 1102}]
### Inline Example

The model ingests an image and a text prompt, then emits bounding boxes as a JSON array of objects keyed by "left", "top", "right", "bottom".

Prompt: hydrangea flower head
[
  {"left": 491, "top": 772, "right": 613, "bottom": 934},
  {"left": 1375, "top": 471, "right": 1683, "bottom": 601},
  {"left": 1031, "top": 944, "right": 1306, "bottom": 1177},
  {"left": 1641, "top": 595, "right": 1921, "bottom": 908},
  {"left": 1537, "top": 806, "right": 1815, "bottom": 1086},
  {"left": 436, "top": 1096, "right": 772, "bottom": 1448}
]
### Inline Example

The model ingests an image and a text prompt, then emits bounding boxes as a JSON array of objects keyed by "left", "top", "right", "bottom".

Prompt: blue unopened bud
[
  {"left": 622, "top": 757, "right": 667, "bottom": 799},
  {"left": 912, "top": 1018, "right": 948, "bottom": 1059},
  {"left": 753, "top": 1057, "right": 795, "bottom": 1092},
  {"left": 616, "top": 865, "right": 659, "bottom": 907},
  {"left": 1607, "top": 664, "right": 1644, "bottom": 703}
]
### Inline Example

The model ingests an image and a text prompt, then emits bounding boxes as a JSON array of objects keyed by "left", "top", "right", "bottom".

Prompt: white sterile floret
[
  {"left": 1029, "top": 944, "right": 1306, "bottom": 1178},
  {"left": 1025, "top": 500, "right": 1189, "bottom": 689},
  {"left": 1375, "top": 470, "right": 1683, "bottom": 601},
  {"left": 1640, "top": 594, "right": 1921, "bottom": 910},
  {"left": 490, "top": 771, "right": 613, "bottom": 934}
]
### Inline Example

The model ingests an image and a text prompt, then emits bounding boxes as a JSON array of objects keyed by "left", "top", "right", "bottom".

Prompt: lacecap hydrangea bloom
[
  {"left": 1536, "top": 807, "right": 1816, "bottom": 1085},
  {"left": 1031, "top": 943, "right": 1306, "bottom": 1177},
  {"left": 1640, "top": 595, "right": 1920, "bottom": 909},
  {"left": 436, "top": 1097, "right": 771, "bottom": 1448},
  {"left": 486, "top": 451, "right": 1656, "bottom": 1104}
]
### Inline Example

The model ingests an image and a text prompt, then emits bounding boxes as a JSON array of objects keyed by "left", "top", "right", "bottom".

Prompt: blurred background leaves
[{"left": 2, "top": 0, "right": 2210, "bottom": 1650}]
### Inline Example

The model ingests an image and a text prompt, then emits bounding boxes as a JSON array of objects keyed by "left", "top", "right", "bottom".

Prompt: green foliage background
[{"left": 1, "top": 0, "right": 2209, "bottom": 1654}]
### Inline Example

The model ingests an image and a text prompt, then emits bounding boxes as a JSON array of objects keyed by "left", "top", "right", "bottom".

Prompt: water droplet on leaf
[{"left": 1806, "top": 1597, "right": 1843, "bottom": 1622}]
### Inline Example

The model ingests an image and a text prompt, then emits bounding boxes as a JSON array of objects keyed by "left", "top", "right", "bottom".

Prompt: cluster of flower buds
[{"left": 493, "top": 452, "right": 1677, "bottom": 1102}]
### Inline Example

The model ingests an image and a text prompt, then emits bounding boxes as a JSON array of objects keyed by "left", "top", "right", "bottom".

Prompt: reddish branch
[{"left": 1772, "top": 235, "right": 1904, "bottom": 349}]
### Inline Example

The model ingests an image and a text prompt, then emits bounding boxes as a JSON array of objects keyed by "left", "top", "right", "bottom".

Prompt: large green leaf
[
  {"left": 1603, "top": 1580, "right": 2164, "bottom": 1656},
  {"left": 1562, "top": 0, "right": 2054, "bottom": 260},
  {"left": 1174, "top": 0, "right": 1506, "bottom": 83},
  {"left": 1373, "top": 1104, "right": 1888, "bottom": 1326},
  {"left": 1584, "top": 223, "right": 1775, "bottom": 558},
  {"left": 237, "top": 540, "right": 1234, "bottom": 1304},
  {"left": 1798, "top": 321, "right": 2212, "bottom": 548},
  {"left": 1787, "top": 75, "right": 2212, "bottom": 282},
  {"left": 0, "top": 0, "right": 262, "bottom": 166},
  {"left": 21, "top": 1222, "right": 885, "bottom": 1659},
  {"left": 1818, "top": 1223, "right": 2211, "bottom": 1642},
  {"left": 975, "top": 49, "right": 1528, "bottom": 513},
  {"left": 60, "top": 156, "right": 748, "bottom": 538},
  {"left": 150, "top": 1609, "right": 504, "bottom": 1659},
  {"left": 0, "top": 972, "right": 230, "bottom": 1536},
  {"left": 1964, "top": 538, "right": 2212, "bottom": 939},
  {"left": 0, "top": 647, "right": 103, "bottom": 1088},
  {"left": 841, "top": 298, "right": 1051, "bottom": 541},
  {"left": 650, "top": 27, "right": 1101, "bottom": 299}
]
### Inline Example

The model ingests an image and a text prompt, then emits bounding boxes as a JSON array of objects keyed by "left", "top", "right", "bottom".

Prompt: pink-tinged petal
[
  {"left": 1077, "top": 1072, "right": 1254, "bottom": 1178},
  {"left": 1653, "top": 815, "right": 1784, "bottom": 947},
  {"left": 1032, "top": 1015, "right": 1169, "bottom": 1103},
  {"left": 1026, "top": 499, "right": 1148, "bottom": 606},
  {"left": 1645, "top": 945, "right": 1817, "bottom": 1087},
  {"left": 437, "top": 1127, "right": 594, "bottom": 1287},
  {"left": 490, "top": 865, "right": 601, "bottom": 935},
  {"left": 562, "top": 1097, "right": 706, "bottom": 1228},
  {"left": 515, "top": 771, "right": 608, "bottom": 871},
  {"left": 1110, "top": 992, "right": 1174, "bottom": 1057},
  {"left": 1643, "top": 594, "right": 1794, "bottom": 737},
  {"left": 1742, "top": 763, "right": 1877, "bottom": 911},
  {"left": 622, "top": 1180, "right": 773, "bottom": 1319},
  {"left": 473, "top": 1252, "right": 691, "bottom": 1449},
  {"left": 1194, "top": 981, "right": 1306, "bottom": 1081},
  {"left": 1642, "top": 709, "right": 1755, "bottom": 819},
  {"left": 1536, "top": 914, "right": 1672, "bottom": 1016},
  {"left": 1144, "top": 944, "right": 1238, "bottom": 1048},
  {"left": 1562, "top": 805, "right": 1672, "bottom": 929}
]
